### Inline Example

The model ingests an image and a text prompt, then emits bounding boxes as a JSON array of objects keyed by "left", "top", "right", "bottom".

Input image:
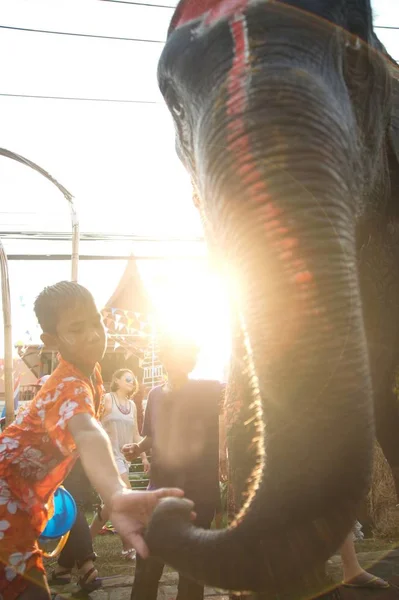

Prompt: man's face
[
  {"left": 159, "top": 342, "right": 198, "bottom": 378},
  {"left": 49, "top": 300, "right": 106, "bottom": 369}
]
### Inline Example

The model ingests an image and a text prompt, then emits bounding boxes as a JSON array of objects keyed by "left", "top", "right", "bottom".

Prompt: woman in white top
[
  {"left": 90, "top": 369, "right": 149, "bottom": 559},
  {"left": 102, "top": 369, "right": 149, "bottom": 478}
]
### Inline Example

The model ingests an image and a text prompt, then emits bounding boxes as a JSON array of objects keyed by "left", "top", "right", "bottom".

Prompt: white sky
[{"left": 0, "top": 0, "right": 398, "bottom": 379}]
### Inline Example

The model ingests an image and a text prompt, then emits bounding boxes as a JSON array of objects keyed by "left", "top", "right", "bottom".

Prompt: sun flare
[{"left": 142, "top": 260, "right": 232, "bottom": 382}]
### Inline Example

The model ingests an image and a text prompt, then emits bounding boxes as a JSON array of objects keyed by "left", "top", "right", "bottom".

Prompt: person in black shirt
[{"left": 123, "top": 334, "right": 223, "bottom": 600}]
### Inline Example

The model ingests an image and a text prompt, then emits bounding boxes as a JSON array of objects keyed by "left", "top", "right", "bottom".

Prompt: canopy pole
[
  {"left": 70, "top": 203, "right": 79, "bottom": 282},
  {"left": 0, "top": 239, "right": 14, "bottom": 427},
  {"left": 0, "top": 148, "right": 78, "bottom": 282}
]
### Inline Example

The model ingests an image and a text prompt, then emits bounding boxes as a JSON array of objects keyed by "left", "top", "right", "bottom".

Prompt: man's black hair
[{"left": 34, "top": 281, "right": 96, "bottom": 334}]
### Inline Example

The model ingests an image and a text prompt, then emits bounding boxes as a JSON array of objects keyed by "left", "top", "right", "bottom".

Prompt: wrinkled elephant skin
[{"left": 144, "top": 0, "right": 399, "bottom": 596}]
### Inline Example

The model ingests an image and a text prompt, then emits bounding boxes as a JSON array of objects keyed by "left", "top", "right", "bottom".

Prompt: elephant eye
[
  {"left": 165, "top": 86, "right": 185, "bottom": 119},
  {"left": 345, "top": 35, "right": 361, "bottom": 51},
  {"left": 172, "top": 103, "right": 184, "bottom": 118}
]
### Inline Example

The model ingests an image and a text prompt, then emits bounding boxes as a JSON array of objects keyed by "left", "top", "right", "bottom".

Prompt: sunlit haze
[{"left": 0, "top": 0, "right": 397, "bottom": 381}]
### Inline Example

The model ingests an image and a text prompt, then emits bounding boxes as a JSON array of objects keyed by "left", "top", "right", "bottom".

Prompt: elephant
[{"left": 144, "top": 0, "right": 399, "bottom": 596}]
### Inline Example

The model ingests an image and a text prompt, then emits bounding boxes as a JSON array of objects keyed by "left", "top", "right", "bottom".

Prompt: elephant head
[{"left": 145, "top": 0, "right": 399, "bottom": 594}]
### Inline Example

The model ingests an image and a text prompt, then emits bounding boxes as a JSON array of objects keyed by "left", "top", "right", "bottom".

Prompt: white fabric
[
  {"left": 352, "top": 521, "right": 364, "bottom": 542},
  {"left": 101, "top": 393, "right": 141, "bottom": 475},
  {"left": 37, "top": 375, "right": 50, "bottom": 386}
]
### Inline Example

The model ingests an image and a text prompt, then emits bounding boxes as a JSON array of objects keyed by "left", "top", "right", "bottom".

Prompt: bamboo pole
[{"left": 0, "top": 239, "right": 14, "bottom": 427}]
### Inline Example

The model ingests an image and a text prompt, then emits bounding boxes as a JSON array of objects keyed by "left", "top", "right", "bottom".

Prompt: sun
[{"left": 142, "top": 259, "right": 232, "bottom": 382}]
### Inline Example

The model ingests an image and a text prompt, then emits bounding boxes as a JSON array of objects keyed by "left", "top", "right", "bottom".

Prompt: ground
[
  {"left": 46, "top": 530, "right": 230, "bottom": 599},
  {"left": 45, "top": 535, "right": 399, "bottom": 600}
]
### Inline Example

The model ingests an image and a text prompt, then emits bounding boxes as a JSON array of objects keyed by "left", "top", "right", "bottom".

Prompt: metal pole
[
  {"left": 0, "top": 148, "right": 77, "bottom": 282},
  {"left": 151, "top": 320, "right": 155, "bottom": 390},
  {"left": 0, "top": 150, "right": 77, "bottom": 411},
  {"left": 70, "top": 203, "right": 79, "bottom": 282},
  {"left": 0, "top": 239, "right": 14, "bottom": 427}
]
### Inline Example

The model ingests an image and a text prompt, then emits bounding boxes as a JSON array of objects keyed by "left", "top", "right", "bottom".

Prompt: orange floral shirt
[{"left": 0, "top": 357, "right": 104, "bottom": 599}]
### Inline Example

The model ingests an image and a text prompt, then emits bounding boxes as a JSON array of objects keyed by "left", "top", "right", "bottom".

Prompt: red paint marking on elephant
[
  {"left": 238, "top": 164, "right": 261, "bottom": 184},
  {"left": 229, "top": 134, "right": 248, "bottom": 154},
  {"left": 227, "top": 17, "right": 248, "bottom": 119},
  {"left": 206, "top": 0, "right": 251, "bottom": 25},
  {"left": 242, "top": 169, "right": 265, "bottom": 185},
  {"left": 170, "top": 0, "right": 251, "bottom": 32},
  {"left": 261, "top": 203, "right": 281, "bottom": 218},
  {"left": 207, "top": 7, "right": 315, "bottom": 296},
  {"left": 281, "top": 238, "right": 298, "bottom": 250},
  {"left": 294, "top": 271, "right": 313, "bottom": 284},
  {"left": 226, "top": 14, "right": 308, "bottom": 279},
  {"left": 250, "top": 180, "right": 267, "bottom": 195},
  {"left": 237, "top": 162, "right": 251, "bottom": 175},
  {"left": 226, "top": 15, "right": 265, "bottom": 202},
  {"left": 264, "top": 219, "right": 281, "bottom": 232},
  {"left": 237, "top": 166, "right": 275, "bottom": 196},
  {"left": 169, "top": 0, "right": 317, "bottom": 294}
]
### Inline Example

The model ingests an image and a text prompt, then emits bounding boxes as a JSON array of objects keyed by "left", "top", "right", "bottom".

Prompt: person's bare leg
[
  {"left": 90, "top": 503, "right": 110, "bottom": 539},
  {"left": 341, "top": 533, "right": 365, "bottom": 581},
  {"left": 341, "top": 533, "right": 388, "bottom": 587},
  {"left": 119, "top": 471, "right": 135, "bottom": 558},
  {"left": 91, "top": 472, "right": 134, "bottom": 557}
]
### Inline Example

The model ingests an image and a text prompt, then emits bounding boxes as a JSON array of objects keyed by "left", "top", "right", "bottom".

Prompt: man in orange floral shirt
[{"left": 0, "top": 281, "right": 188, "bottom": 600}]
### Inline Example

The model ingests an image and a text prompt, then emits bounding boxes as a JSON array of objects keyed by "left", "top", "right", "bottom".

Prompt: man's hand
[
  {"left": 108, "top": 488, "right": 192, "bottom": 558},
  {"left": 122, "top": 443, "right": 141, "bottom": 461},
  {"left": 142, "top": 456, "right": 151, "bottom": 474}
]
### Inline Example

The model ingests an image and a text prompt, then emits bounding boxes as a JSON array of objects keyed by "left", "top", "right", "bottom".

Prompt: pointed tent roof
[
  {"left": 101, "top": 256, "right": 155, "bottom": 383},
  {"left": 104, "top": 255, "right": 152, "bottom": 316}
]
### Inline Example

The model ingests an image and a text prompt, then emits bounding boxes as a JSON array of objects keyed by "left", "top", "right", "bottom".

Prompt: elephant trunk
[{"left": 146, "top": 52, "right": 374, "bottom": 593}]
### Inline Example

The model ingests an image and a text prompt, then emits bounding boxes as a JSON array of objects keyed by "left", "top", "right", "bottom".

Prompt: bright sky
[{"left": 0, "top": 0, "right": 398, "bottom": 380}]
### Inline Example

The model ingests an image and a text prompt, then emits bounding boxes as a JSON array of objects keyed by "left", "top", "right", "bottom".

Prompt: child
[
  {"left": 124, "top": 334, "right": 223, "bottom": 600},
  {"left": 0, "top": 281, "right": 187, "bottom": 600}
]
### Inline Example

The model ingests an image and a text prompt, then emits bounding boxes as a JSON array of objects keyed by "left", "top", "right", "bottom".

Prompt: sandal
[
  {"left": 50, "top": 568, "right": 72, "bottom": 585},
  {"left": 78, "top": 566, "right": 102, "bottom": 592},
  {"left": 121, "top": 548, "right": 136, "bottom": 561},
  {"left": 343, "top": 573, "right": 390, "bottom": 589},
  {"left": 99, "top": 524, "right": 115, "bottom": 535}
]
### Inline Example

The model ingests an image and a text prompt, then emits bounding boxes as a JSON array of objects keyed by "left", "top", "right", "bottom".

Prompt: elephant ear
[{"left": 389, "top": 63, "right": 399, "bottom": 164}]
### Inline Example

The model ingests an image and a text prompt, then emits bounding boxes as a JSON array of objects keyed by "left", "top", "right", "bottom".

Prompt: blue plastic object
[{"left": 40, "top": 487, "right": 77, "bottom": 540}]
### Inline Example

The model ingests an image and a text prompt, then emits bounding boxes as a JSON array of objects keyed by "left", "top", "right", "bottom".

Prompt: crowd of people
[
  {"left": 0, "top": 280, "right": 391, "bottom": 599},
  {"left": 0, "top": 280, "right": 225, "bottom": 599}
]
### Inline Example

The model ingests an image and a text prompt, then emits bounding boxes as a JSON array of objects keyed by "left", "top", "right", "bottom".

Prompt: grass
[
  {"left": 368, "top": 442, "right": 399, "bottom": 538},
  {"left": 94, "top": 533, "right": 136, "bottom": 578},
  {"left": 44, "top": 531, "right": 399, "bottom": 592},
  {"left": 355, "top": 538, "right": 399, "bottom": 552},
  {"left": 43, "top": 520, "right": 141, "bottom": 579},
  {"left": 44, "top": 526, "right": 399, "bottom": 582}
]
